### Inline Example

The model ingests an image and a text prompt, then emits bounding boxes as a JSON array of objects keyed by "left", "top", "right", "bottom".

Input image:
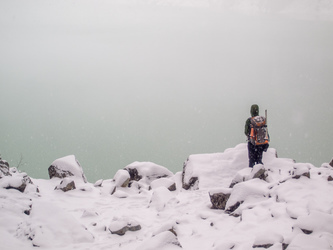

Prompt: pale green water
[{"left": 1, "top": 1, "right": 333, "bottom": 182}]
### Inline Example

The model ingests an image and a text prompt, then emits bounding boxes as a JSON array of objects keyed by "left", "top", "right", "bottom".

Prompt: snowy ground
[{"left": 1, "top": 143, "right": 333, "bottom": 250}]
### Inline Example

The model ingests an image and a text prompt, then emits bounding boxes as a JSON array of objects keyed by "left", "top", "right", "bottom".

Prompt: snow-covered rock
[
  {"left": 229, "top": 164, "right": 268, "bottom": 188},
  {"left": 114, "top": 169, "right": 131, "bottom": 188},
  {"left": 226, "top": 178, "right": 270, "bottom": 214},
  {"left": 293, "top": 211, "right": 333, "bottom": 235},
  {"left": 54, "top": 178, "right": 76, "bottom": 192},
  {"left": 1, "top": 174, "right": 34, "bottom": 193},
  {"left": 182, "top": 144, "right": 277, "bottom": 190},
  {"left": 124, "top": 161, "right": 173, "bottom": 184},
  {"left": 0, "top": 159, "right": 38, "bottom": 193},
  {"left": 287, "top": 234, "right": 331, "bottom": 250},
  {"left": 292, "top": 163, "right": 311, "bottom": 179},
  {"left": 48, "top": 155, "right": 87, "bottom": 183},
  {"left": 253, "top": 232, "right": 283, "bottom": 249},
  {"left": 16, "top": 200, "right": 94, "bottom": 247},
  {"left": 137, "top": 231, "right": 182, "bottom": 250},
  {"left": 108, "top": 217, "right": 141, "bottom": 236},
  {"left": 151, "top": 177, "right": 176, "bottom": 191},
  {"left": 94, "top": 179, "right": 103, "bottom": 187},
  {"left": 149, "top": 186, "right": 177, "bottom": 212}
]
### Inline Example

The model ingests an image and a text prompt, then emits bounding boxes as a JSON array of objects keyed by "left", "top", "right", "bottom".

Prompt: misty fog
[{"left": 1, "top": 0, "right": 333, "bottom": 182}]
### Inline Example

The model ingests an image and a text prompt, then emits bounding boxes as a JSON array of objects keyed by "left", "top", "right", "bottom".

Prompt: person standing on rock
[{"left": 244, "top": 104, "right": 269, "bottom": 168}]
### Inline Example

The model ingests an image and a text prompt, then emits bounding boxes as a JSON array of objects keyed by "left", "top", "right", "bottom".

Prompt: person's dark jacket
[{"left": 244, "top": 104, "right": 259, "bottom": 138}]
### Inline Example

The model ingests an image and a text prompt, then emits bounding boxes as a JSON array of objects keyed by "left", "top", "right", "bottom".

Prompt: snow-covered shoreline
[{"left": 1, "top": 143, "right": 333, "bottom": 249}]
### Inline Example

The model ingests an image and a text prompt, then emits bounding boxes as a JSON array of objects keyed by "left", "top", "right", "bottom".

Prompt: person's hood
[{"left": 251, "top": 104, "right": 259, "bottom": 117}]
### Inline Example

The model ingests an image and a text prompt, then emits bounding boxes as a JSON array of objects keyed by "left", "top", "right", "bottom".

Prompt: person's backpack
[{"left": 250, "top": 116, "right": 269, "bottom": 146}]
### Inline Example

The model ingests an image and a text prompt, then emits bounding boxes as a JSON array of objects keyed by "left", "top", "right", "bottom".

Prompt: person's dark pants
[{"left": 248, "top": 142, "right": 267, "bottom": 168}]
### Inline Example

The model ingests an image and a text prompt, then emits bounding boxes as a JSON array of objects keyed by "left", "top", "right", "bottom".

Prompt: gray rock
[
  {"left": 253, "top": 168, "right": 267, "bottom": 181},
  {"left": 0, "top": 158, "right": 11, "bottom": 177},
  {"left": 253, "top": 244, "right": 274, "bottom": 249},
  {"left": 127, "top": 168, "right": 142, "bottom": 182},
  {"left": 226, "top": 201, "right": 242, "bottom": 214},
  {"left": 109, "top": 222, "right": 141, "bottom": 236},
  {"left": 209, "top": 192, "right": 231, "bottom": 210},
  {"left": 182, "top": 175, "right": 198, "bottom": 190},
  {"left": 55, "top": 178, "right": 76, "bottom": 192},
  {"left": 48, "top": 165, "right": 74, "bottom": 179},
  {"left": 168, "top": 183, "right": 177, "bottom": 191},
  {"left": 329, "top": 158, "right": 333, "bottom": 168}
]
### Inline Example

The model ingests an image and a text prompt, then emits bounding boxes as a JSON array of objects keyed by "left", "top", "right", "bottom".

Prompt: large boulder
[
  {"left": 182, "top": 144, "right": 248, "bottom": 190},
  {"left": 182, "top": 144, "right": 278, "bottom": 190},
  {"left": 48, "top": 155, "right": 87, "bottom": 183}
]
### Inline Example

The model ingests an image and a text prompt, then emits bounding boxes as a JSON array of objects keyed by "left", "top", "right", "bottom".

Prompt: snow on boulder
[
  {"left": 124, "top": 161, "right": 173, "bottom": 184},
  {"left": 16, "top": 200, "right": 94, "bottom": 248},
  {"left": 293, "top": 211, "right": 333, "bottom": 235},
  {"left": 0, "top": 171, "right": 37, "bottom": 193},
  {"left": 182, "top": 143, "right": 278, "bottom": 190},
  {"left": 108, "top": 217, "right": 141, "bottom": 236},
  {"left": 318, "top": 162, "right": 333, "bottom": 181},
  {"left": 253, "top": 232, "right": 283, "bottom": 249},
  {"left": 292, "top": 163, "right": 311, "bottom": 179},
  {"left": 137, "top": 231, "right": 182, "bottom": 250},
  {"left": 149, "top": 186, "right": 176, "bottom": 212},
  {"left": 152, "top": 221, "right": 178, "bottom": 237},
  {"left": 114, "top": 169, "right": 130, "bottom": 188},
  {"left": 112, "top": 189, "right": 129, "bottom": 198},
  {"left": 229, "top": 164, "right": 268, "bottom": 188},
  {"left": 48, "top": 155, "right": 87, "bottom": 183},
  {"left": 94, "top": 179, "right": 103, "bottom": 187},
  {"left": 150, "top": 177, "right": 176, "bottom": 191},
  {"left": 287, "top": 233, "right": 331, "bottom": 250},
  {"left": 225, "top": 178, "right": 269, "bottom": 214}
]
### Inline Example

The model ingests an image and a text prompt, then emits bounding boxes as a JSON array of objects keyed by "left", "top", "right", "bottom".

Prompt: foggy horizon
[{"left": 1, "top": 0, "right": 333, "bottom": 182}]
